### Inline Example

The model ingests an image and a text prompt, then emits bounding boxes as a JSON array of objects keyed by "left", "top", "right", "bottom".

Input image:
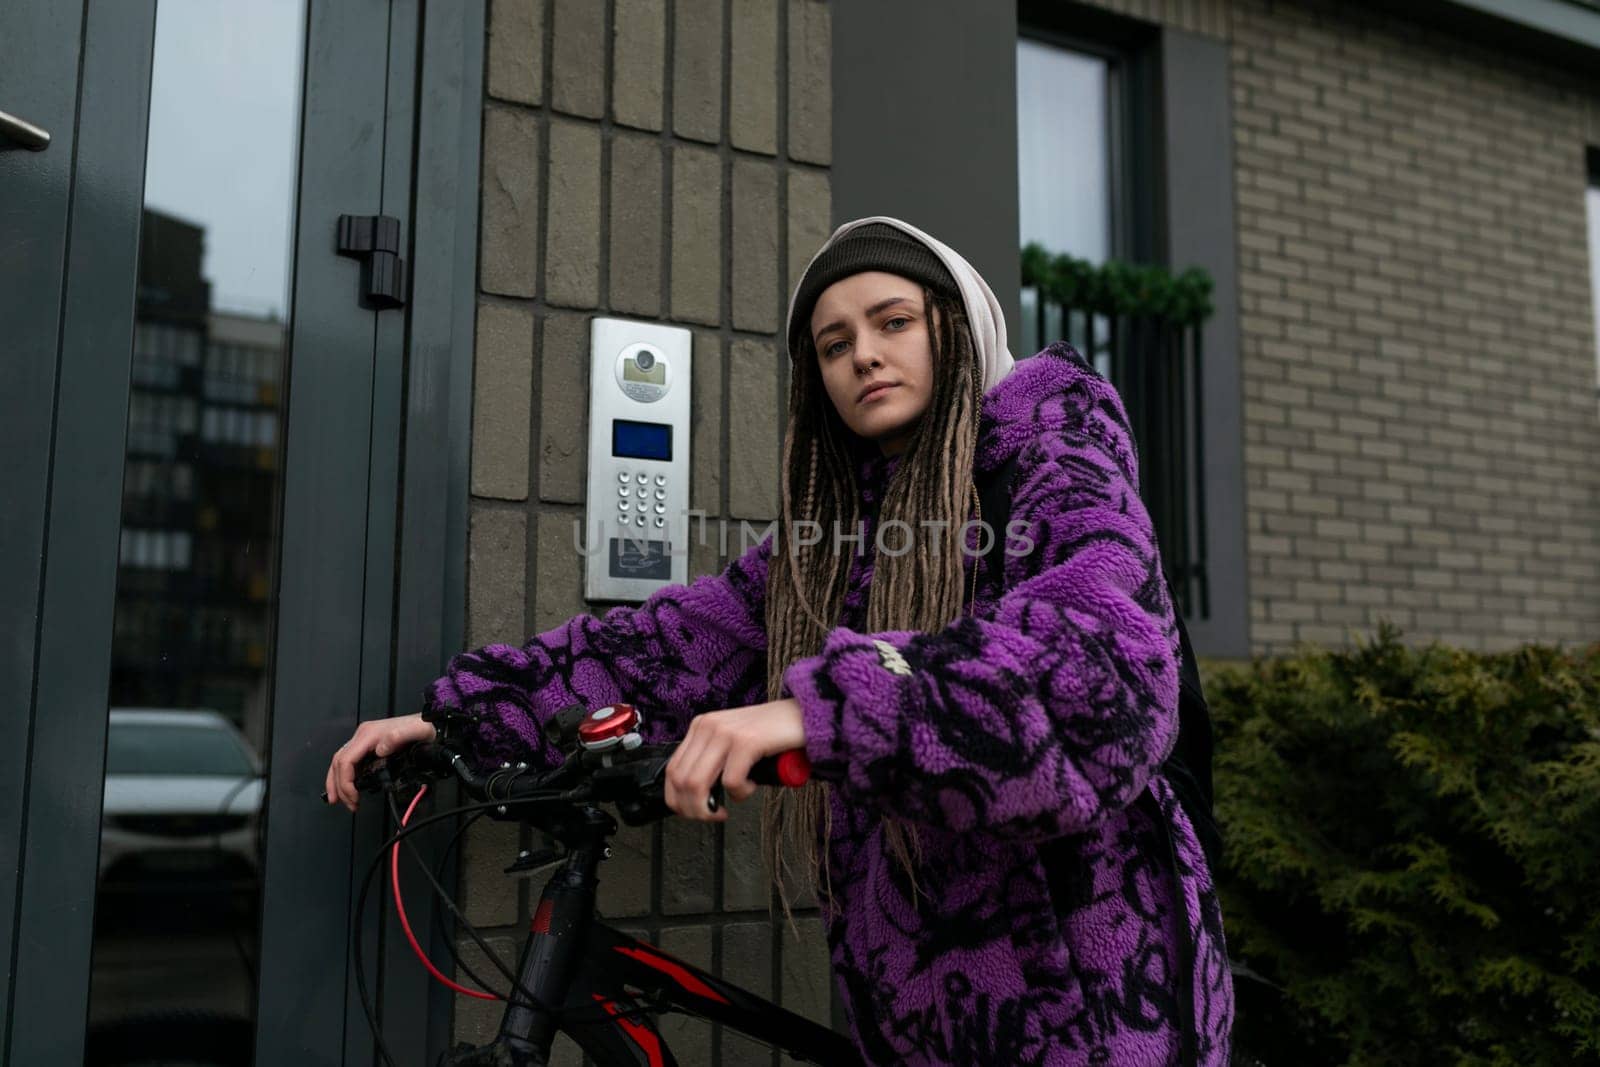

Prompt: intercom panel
[{"left": 584, "top": 318, "right": 692, "bottom": 602}]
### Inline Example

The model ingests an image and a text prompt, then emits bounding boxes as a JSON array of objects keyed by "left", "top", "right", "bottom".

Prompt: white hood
[{"left": 785, "top": 215, "right": 1017, "bottom": 395}]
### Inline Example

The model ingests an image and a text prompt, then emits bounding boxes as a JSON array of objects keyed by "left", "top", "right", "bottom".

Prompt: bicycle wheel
[{"left": 84, "top": 1011, "right": 253, "bottom": 1067}]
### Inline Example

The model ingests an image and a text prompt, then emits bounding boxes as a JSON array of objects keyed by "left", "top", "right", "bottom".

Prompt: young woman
[{"left": 326, "top": 217, "right": 1233, "bottom": 1065}]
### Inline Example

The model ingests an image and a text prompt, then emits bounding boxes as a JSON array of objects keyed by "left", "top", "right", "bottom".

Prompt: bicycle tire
[
  {"left": 84, "top": 1010, "right": 253, "bottom": 1067},
  {"left": 437, "top": 1038, "right": 551, "bottom": 1065}
]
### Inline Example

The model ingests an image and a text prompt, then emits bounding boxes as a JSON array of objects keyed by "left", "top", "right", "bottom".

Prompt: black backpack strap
[
  {"left": 1143, "top": 786, "right": 1199, "bottom": 1067},
  {"left": 976, "top": 451, "right": 1022, "bottom": 597},
  {"left": 1168, "top": 604, "right": 1212, "bottom": 803},
  {"left": 1161, "top": 572, "right": 1222, "bottom": 871}
]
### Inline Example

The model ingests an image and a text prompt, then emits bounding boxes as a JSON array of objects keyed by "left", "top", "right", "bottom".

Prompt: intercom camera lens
[{"left": 634, "top": 349, "right": 656, "bottom": 371}]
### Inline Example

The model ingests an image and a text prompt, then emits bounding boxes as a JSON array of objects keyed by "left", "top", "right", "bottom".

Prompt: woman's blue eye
[{"left": 885, "top": 317, "right": 910, "bottom": 330}]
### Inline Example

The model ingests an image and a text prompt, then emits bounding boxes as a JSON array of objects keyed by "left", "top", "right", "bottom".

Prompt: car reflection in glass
[
  {"left": 90, "top": 709, "right": 265, "bottom": 1062},
  {"left": 99, "top": 709, "right": 264, "bottom": 914}
]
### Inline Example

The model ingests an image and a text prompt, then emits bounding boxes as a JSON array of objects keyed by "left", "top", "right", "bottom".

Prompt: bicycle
[{"left": 350, "top": 701, "right": 864, "bottom": 1067}]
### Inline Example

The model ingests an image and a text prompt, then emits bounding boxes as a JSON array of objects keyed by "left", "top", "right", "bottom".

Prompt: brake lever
[
  {"left": 344, "top": 742, "right": 462, "bottom": 799},
  {"left": 504, "top": 842, "right": 567, "bottom": 876}
]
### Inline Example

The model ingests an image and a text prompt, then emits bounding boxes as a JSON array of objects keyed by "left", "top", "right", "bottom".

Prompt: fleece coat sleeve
[
  {"left": 423, "top": 535, "right": 773, "bottom": 770},
  {"left": 783, "top": 377, "right": 1180, "bottom": 841}
]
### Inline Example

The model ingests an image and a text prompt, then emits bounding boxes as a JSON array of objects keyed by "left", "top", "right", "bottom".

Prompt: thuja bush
[{"left": 1205, "top": 624, "right": 1600, "bottom": 1066}]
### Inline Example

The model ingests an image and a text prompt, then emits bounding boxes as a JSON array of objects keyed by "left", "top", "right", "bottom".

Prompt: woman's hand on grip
[
  {"left": 324, "top": 713, "right": 438, "bottom": 812},
  {"left": 664, "top": 699, "right": 806, "bottom": 822}
]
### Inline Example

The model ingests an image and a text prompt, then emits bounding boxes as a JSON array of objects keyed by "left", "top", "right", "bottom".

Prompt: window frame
[{"left": 1015, "top": 2, "right": 1251, "bottom": 657}]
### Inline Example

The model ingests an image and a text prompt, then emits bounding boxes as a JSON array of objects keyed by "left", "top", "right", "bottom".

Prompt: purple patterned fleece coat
[{"left": 427, "top": 343, "right": 1233, "bottom": 1065}]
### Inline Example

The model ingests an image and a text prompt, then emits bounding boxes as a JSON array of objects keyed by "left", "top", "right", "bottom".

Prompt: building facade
[
  {"left": 5, "top": 0, "right": 1598, "bottom": 1063},
  {"left": 455, "top": 0, "right": 1600, "bottom": 1058}
]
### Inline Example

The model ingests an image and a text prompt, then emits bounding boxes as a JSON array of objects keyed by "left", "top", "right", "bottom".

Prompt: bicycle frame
[{"left": 442, "top": 806, "right": 861, "bottom": 1067}]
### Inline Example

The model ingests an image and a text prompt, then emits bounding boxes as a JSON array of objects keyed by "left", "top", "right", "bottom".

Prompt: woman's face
[{"left": 809, "top": 271, "right": 936, "bottom": 456}]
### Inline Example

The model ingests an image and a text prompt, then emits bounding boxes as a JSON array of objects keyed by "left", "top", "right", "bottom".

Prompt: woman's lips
[{"left": 859, "top": 383, "right": 896, "bottom": 403}]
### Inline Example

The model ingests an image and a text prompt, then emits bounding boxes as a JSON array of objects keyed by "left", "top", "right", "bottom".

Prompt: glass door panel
[{"left": 87, "top": 1, "right": 305, "bottom": 1061}]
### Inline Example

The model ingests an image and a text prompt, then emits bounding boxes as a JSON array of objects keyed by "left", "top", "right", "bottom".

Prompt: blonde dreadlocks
[{"left": 761, "top": 288, "right": 985, "bottom": 922}]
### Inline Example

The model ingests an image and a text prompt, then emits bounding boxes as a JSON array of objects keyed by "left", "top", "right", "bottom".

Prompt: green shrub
[{"left": 1205, "top": 624, "right": 1600, "bottom": 1066}]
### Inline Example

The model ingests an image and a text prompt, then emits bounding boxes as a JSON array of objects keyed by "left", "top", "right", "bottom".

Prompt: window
[
  {"left": 1017, "top": 40, "right": 1112, "bottom": 268},
  {"left": 1016, "top": 36, "right": 1116, "bottom": 364},
  {"left": 1015, "top": 8, "right": 1162, "bottom": 364}
]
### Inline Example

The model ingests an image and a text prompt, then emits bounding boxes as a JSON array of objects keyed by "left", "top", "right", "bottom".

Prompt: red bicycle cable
[{"left": 391, "top": 785, "right": 502, "bottom": 1001}]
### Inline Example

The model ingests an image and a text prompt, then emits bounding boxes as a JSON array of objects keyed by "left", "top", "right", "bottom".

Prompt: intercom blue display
[{"left": 612, "top": 419, "right": 672, "bottom": 461}]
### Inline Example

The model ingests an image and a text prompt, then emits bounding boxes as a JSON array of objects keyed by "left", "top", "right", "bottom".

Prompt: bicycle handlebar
[
  {"left": 340, "top": 711, "right": 826, "bottom": 1064},
  {"left": 352, "top": 715, "right": 810, "bottom": 826}
]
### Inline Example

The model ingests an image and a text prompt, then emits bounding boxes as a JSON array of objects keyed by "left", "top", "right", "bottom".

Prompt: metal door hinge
[{"left": 335, "top": 214, "right": 406, "bottom": 309}]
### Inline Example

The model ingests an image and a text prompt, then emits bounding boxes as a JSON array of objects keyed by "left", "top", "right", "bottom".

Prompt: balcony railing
[{"left": 1020, "top": 244, "right": 1214, "bottom": 622}]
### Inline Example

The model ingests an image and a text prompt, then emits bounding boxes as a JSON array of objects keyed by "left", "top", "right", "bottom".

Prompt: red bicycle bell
[{"left": 577, "top": 703, "right": 644, "bottom": 752}]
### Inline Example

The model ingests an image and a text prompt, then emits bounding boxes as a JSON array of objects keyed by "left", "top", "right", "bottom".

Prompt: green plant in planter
[
  {"left": 1205, "top": 624, "right": 1600, "bottom": 1066},
  {"left": 1020, "top": 242, "right": 1214, "bottom": 329}
]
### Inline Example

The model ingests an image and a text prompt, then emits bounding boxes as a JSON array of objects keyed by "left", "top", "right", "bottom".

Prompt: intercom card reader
[{"left": 584, "top": 317, "right": 692, "bottom": 602}]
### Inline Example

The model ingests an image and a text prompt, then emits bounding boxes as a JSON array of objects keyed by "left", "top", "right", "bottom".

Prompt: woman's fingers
[
  {"left": 681, "top": 734, "right": 732, "bottom": 822},
  {"left": 664, "top": 723, "right": 704, "bottom": 818},
  {"left": 661, "top": 726, "right": 688, "bottom": 814},
  {"left": 665, "top": 718, "right": 729, "bottom": 822},
  {"left": 719, "top": 749, "right": 759, "bottom": 804},
  {"left": 334, "top": 732, "right": 364, "bottom": 811},
  {"left": 331, "top": 723, "right": 377, "bottom": 811}
]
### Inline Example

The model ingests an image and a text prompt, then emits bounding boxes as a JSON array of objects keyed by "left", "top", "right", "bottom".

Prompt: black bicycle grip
[
  {"left": 706, "top": 750, "right": 812, "bottom": 814},
  {"left": 350, "top": 742, "right": 456, "bottom": 795}
]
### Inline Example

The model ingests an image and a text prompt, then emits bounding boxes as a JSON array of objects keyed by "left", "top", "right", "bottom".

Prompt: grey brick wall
[
  {"left": 459, "top": 1, "right": 835, "bottom": 1060},
  {"left": 1076, "top": 0, "right": 1600, "bottom": 655}
]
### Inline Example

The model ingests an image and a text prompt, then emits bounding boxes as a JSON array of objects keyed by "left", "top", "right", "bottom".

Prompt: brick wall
[
  {"left": 1229, "top": 0, "right": 1600, "bottom": 652},
  {"left": 460, "top": 0, "right": 835, "bottom": 1061},
  {"left": 1077, "top": 0, "right": 1600, "bottom": 654}
]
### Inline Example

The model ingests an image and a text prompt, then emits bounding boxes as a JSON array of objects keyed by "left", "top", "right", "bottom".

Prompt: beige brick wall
[
  {"left": 459, "top": 0, "right": 835, "bottom": 1060},
  {"left": 1077, "top": 0, "right": 1600, "bottom": 655},
  {"left": 1087, "top": 0, "right": 1230, "bottom": 38}
]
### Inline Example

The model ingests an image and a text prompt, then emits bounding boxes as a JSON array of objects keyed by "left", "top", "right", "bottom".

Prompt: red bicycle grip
[
  {"left": 707, "top": 749, "right": 813, "bottom": 813},
  {"left": 772, "top": 749, "right": 811, "bottom": 787}
]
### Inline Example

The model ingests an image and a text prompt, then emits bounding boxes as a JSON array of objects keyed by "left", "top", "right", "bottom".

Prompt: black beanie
[{"left": 787, "top": 223, "right": 960, "bottom": 359}]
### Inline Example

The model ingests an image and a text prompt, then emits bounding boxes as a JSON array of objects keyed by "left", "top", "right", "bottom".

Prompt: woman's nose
[{"left": 851, "top": 342, "right": 882, "bottom": 372}]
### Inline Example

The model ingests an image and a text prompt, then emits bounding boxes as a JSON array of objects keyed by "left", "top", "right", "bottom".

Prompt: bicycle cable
[
  {"left": 382, "top": 771, "right": 573, "bottom": 1005},
  {"left": 426, "top": 808, "right": 498, "bottom": 996},
  {"left": 388, "top": 787, "right": 499, "bottom": 1000},
  {"left": 353, "top": 792, "right": 573, "bottom": 1067},
  {"left": 353, "top": 787, "right": 672, "bottom": 1064},
  {"left": 385, "top": 786, "right": 676, "bottom": 1025}
]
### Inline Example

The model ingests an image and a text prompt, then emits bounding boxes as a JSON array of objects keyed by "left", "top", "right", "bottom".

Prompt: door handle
[{"left": 0, "top": 108, "right": 51, "bottom": 151}]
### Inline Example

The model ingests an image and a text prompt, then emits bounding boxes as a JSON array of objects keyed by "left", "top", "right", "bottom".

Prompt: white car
[{"left": 99, "top": 708, "right": 265, "bottom": 892}]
